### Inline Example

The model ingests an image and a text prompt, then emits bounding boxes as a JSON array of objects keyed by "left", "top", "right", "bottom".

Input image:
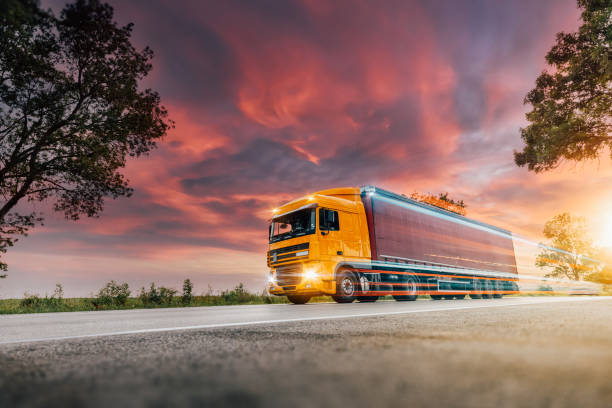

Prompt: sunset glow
[
  {"left": 4, "top": 0, "right": 611, "bottom": 298},
  {"left": 597, "top": 217, "right": 612, "bottom": 248}
]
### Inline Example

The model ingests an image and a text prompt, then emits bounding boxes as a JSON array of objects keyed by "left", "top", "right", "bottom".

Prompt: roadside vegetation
[{"left": 0, "top": 280, "right": 313, "bottom": 314}]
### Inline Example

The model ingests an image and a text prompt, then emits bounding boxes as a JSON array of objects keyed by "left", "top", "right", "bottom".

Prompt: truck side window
[{"left": 319, "top": 208, "right": 340, "bottom": 231}]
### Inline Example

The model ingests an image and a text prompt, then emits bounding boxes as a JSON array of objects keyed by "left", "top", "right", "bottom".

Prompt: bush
[
  {"left": 96, "top": 281, "right": 130, "bottom": 306},
  {"left": 221, "top": 283, "right": 256, "bottom": 304},
  {"left": 139, "top": 283, "right": 177, "bottom": 305},
  {"left": 20, "top": 293, "right": 43, "bottom": 308},
  {"left": 182, "top": 278, "right": 193, "bottom": 305},
  {"left": 20, "top": 284, "right": 64, "bottom": 309}
]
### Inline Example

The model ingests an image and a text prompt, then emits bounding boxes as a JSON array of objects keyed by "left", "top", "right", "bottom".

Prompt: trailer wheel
[
  {"left": 430, "top": 294, "right": 443, "bottom": 300},
  {"left": 332, "top": 269, "right": 356, "bottom": 303},
  {"left": 356, "top": 275, "right": 378, "bottom": 302},
  {"left": 482, "top": 280, "right": 494, "bottom": 299},
  {"left": 287, "top": 295, "right": 311, "bottom": 304},
  {"left": 493, "top": 280, "right": 503, "bottom": 298},
  {"left": 357, "top": 296, "right": 379, "bottom": 302},
  {"left": 393, "top": 275, "right": 418, "bottom": 301},
  {"left": 470, "top": 280, "right": 483, "bottom": 299},
  {"left": 454, "top": 294, "right": 466, "bottom": 300}
]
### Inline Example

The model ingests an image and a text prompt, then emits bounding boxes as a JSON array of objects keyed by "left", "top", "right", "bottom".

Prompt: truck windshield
[{"left": 269, "top": 208, "right": 316, "bottom": 243}]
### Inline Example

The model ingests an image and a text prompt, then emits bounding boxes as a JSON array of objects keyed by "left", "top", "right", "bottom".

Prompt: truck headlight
[
  {"left": 268, "top": 274, "right": 275, "bottom": 284},
  {"left": 304, "top": 268, "right": 318, "bottom": 280}
]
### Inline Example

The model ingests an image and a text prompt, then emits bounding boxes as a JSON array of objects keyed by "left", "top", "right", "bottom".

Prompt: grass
[
  {"left": 0, "top": 282, "right": 336, "bottom": 315},
  {"left": 0, "top": 280, "right": 604, "bottom": 315},
  {"left": 0, "top": 295, "right": 296, "bottom": 314}
]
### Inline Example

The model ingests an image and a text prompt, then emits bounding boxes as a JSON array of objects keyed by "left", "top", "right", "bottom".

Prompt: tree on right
[
  {"left": 515, "top": 0, "right": 612, "bottom": 172},
  {"left": 536, "top": 213, "right": 597, "bottom": 280}
]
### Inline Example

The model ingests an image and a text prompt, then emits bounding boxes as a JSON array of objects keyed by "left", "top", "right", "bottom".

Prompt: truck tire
[
  {"left": 482, "top": 280, "right": 494, "bottom": 299},
  {"left": 357, "top": 275, "right": 378, "bottom": 302},
  {"left": 470, "top": 279, "right": 483, "bottom": 299},
  {"left": 357, "top": 296, "right": 379, "bottom": 302},
  {"left": 332, "top": 269, "right": 357, "bottom": 303},
  {"left": 393, "top": 275, "right": 418, "bottom": 301},
  {"left": 430, "top": 294, "right": 443, "bottom": 300},
  {"left": 287, "top": 295, "right": 311, "bottom": 304},
  {"left": 493, "top": 280, "right": 503, "bottom": 298}
]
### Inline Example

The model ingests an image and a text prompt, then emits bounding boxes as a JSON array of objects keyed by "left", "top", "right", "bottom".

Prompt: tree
[
  {"left": 586, "top": 248, "right": 612, "bottom": 285},
  {"left": 409, "top": 191, "right": 467, "bottom": 216},
  {"left": 0, "top": 0, "right": 172, "bottom": 272},
  {"left": 437, "top": 192, "right": 466, "bottom": 210},
  {"left": 515, "top": 0, "right": 612, "bottom": 172},
  {"left": 181, "top": 278, "right": 193, "bottom": 304},
  {"left": 96, "top": 280, "right": 130, "bottom": 306},
  {"left": 536, "top": 213, "right": 596, "bottom": 280}
]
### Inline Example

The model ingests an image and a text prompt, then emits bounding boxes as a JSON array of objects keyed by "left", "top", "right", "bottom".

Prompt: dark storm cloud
[{"left": 179, "top": 135, "right": 444, "bottom": 197}]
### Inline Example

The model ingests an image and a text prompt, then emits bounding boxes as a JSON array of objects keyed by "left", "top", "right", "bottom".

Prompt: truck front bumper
[{"left": 268, "top": 262, "right": 336, "bottom": 296}]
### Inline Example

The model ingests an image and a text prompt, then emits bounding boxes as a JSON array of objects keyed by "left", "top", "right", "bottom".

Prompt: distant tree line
[{"left": 4, "top": 279, "right": 288, "bottom": 313}]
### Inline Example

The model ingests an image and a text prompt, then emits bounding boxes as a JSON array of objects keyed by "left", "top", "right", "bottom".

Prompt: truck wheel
[
  {"left": 332, "top": 269, "right": 357, "bottom": 303},
  {"left": 393, "top": 275, "right": 418, "bottom": 301},
  {"left": 430, "top": 294, "right": 443, "bottom": 300},
  {"left": 470, "top": 280, "right": 483, "bottom": 299},
  {"left": 454, "top": 294, "right": 466, "bottom": 300},
  {"left": 493, "top": 280, "right": 503, "bottom": 298},
  {"left": 482, "top": 280, "right": 494, "bottom": 299},
  {"left": 287, "top": 295, "right": 311, "bottom": 304},
  {"left": 357, "top": 275, "right": 378, "bottom": 302},
  {"left": 357, "top": 296, "right": 379, "bottom": 302}
]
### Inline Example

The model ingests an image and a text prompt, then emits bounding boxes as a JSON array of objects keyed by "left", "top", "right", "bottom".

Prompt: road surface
[{"left": 1, "top": 296, "right": 612, "bottom": 407}]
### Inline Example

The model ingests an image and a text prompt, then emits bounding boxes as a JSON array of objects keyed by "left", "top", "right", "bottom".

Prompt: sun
[{"left": 599, "top": 216, "right": 612, "bottom": 248}]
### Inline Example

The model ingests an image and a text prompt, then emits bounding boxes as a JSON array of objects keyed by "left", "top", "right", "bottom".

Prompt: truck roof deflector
[{"left": 272, "top": 203, "right": 318, "bottom": 220}]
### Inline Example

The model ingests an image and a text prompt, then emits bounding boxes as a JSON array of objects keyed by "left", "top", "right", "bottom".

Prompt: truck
[{"left": 267, "top": 186, "right": 520, "bottom": 304}]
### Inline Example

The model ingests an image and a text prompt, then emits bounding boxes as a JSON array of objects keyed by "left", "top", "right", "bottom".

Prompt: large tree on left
[{"left": 0, "top": 0, "right": 172, "bottom": 273}]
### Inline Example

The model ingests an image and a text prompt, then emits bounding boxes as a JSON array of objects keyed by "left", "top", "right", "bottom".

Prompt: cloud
[{"left": 14, "top": 0, "right": 604, "bottom": 298}]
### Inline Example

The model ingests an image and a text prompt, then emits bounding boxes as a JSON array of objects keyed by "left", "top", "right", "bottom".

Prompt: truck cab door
[
  {"left": 318, "top": 208, "right": 343, "bottom": 258},
  {"left": 340, "top": 212, "right": 361, "bottom": 257}
]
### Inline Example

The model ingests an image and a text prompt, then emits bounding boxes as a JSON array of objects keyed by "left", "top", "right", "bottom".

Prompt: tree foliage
[
  {"left": 0, "top": 0, "right": 171, "bottom": 271},
  {"left": 437, "top": 192, "right": 466, "bottom": 209},
  {"left": 181, "top": 278, "right": 193, "bottom": 305},
  {"left": 409, "top": 191, "right": 467, "bottom": 216},
  {"left": 515, "top": 0, "right": 612, "bottom": 172},
  {"left": 536, "top": 213, "right": 597, "bottom": 280},
  {"left": 96, "top": 280, "right": 130, "bottom": 306},
  {"left": 586, "top": 248, "right": 612, "bottom": 284}
]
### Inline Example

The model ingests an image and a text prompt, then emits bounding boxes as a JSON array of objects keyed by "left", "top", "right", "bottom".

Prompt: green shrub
[
  {"left": 139, "top": 283, "right": 176, "bottom": 305},
  {"left": 20, "top": 284, "right": 64, "bottom": 309},
  {"left": 221, "top": 283, "right": 256, "bottom": 304},
  {"left": 96, "top": 281, "right": 130, "bottom": 307},
  {"left": 182, "top": 278, "right": 193, "bottom": 305},
  {"left": 20, "top": 293, "right": 43, "bottom": 308}
]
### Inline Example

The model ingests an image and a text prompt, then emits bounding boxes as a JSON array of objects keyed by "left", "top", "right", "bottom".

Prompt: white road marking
[{"left": 0, "top": 296, "right": 607, "bottom": 345}]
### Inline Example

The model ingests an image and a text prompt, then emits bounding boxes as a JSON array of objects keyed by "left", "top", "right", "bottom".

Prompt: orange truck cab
[{"left": 267, "top": 187, "right": 371, "bottom": 304}]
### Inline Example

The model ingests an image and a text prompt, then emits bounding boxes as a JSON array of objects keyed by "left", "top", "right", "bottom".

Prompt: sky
[{"left": 3, "top": 0, "right": 612, "bottom": 298}]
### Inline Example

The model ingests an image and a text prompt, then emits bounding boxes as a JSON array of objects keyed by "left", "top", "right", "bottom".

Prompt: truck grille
[
  {"left": 268, "top": 243, "right": 309, "bottom": 266},
  {"left": 276, "top": 264, "right": 302, "bottom": 286}
]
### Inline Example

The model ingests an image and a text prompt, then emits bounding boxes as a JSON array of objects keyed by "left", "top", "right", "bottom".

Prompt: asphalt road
[{"left": 1, "top": 296, "right": 612, "bottom": 407}]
